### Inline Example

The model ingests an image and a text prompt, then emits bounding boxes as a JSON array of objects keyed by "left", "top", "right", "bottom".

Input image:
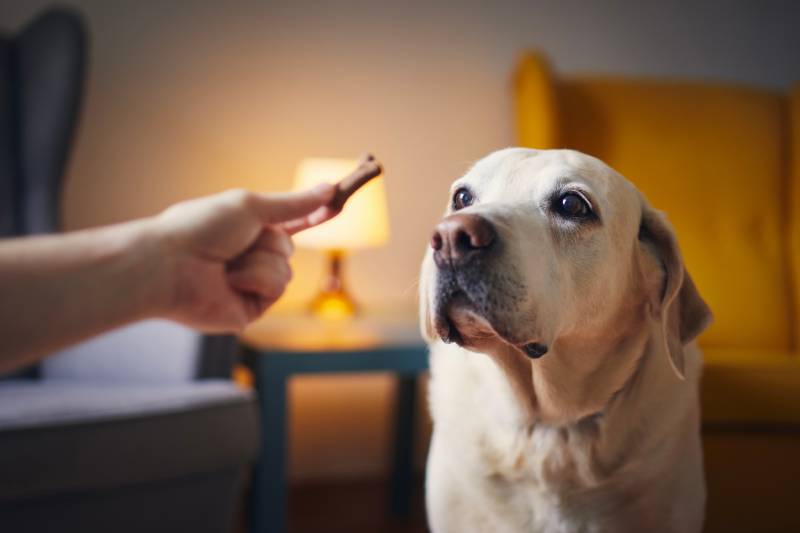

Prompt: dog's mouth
[
  {"left": 434, "top": 290, "right": 491, "bottom": 346},
  {"left": 433, "top": 283, "right": 548, "bottom": 359}
]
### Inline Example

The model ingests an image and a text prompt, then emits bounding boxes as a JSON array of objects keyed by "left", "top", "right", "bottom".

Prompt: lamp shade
[{"left": 292, "top": 157, "right": 390, "bottom": 250}]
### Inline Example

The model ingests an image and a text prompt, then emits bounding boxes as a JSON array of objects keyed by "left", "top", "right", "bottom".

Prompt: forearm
[
  {"left": 0, "top": 182, "right": 342, "bottom": 373},
  {"left": 0, "top": 219, "right": 170, "bottom": 372}
]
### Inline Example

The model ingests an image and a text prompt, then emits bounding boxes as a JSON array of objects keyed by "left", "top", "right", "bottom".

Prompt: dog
[{"left": 419, "top": 148, "right": 712, "bottom": 533}]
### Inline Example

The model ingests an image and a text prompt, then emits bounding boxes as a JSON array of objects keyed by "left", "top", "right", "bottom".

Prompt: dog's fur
[{"left": 419, "top": 148, "right": 712, "bottom": 533}]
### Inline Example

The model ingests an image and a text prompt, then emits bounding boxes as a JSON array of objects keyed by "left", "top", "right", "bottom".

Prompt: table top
[{"left": 240, "top": 311, "right": 424, "bottom": 352}]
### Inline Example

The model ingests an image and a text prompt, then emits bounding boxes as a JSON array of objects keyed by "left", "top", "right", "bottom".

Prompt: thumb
[{"left": 252, "top": 183, "right": 336, "bottom": 224}]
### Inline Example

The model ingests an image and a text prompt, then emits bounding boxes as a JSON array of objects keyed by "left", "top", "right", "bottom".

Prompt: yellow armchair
[{"left": 514, "top": 51, "right": 799, "bottom": 533}]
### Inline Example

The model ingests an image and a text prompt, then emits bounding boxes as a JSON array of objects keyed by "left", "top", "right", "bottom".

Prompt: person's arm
[{"left": 0, "top": 185, "right": 336, "bottom": 373}]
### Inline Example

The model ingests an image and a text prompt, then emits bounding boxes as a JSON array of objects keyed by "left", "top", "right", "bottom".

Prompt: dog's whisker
[{"left": 402, "top": 277, "right": 420, "bottom": 296}]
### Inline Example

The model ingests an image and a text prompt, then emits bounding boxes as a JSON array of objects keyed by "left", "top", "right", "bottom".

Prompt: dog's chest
[
  {"left": 429, "top": 344, "right": 617, "bottom": 531},
  {"left": 477, "top": 417, "right": 601, "bottom": 492},
  {"left": 429, "top": 345, "right": 604, "bottom": 490}
]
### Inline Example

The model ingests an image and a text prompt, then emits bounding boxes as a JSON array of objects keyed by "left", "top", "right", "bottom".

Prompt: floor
[
  {"left": 289, "top": 477, "right": 428, "bottom": 533},
  {"left": 239, "top": 477, "right": 429, "bottom": 533}
]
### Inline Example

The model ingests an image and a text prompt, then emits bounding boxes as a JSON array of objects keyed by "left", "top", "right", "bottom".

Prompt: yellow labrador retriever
[{"left": 419, "top": 148, "right": 712, "bottom": 533}]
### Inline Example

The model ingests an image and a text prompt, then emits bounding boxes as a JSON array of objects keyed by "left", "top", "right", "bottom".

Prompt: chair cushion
[
  {"left": 42, "top": 320, "right": 202, "bottom": 383},
  {"left": 702, "top": 347, "right": 800, "bottom": 426},
  {"left": 0, "top": 380, "right": 259, "bottom": 501}
]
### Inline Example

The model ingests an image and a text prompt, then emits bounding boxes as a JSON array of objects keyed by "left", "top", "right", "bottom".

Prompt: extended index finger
[
  {"left": 251, "top": 184, "right": 336, "bottom": 224},
  {"left": 280, "top": 155, "right": 383, "bottom": 235},
  {"left": 279, "top": 205, "right": 337, "bottom": 235}
]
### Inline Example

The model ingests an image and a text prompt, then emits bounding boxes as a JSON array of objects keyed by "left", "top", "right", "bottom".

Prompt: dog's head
[{"left": 420, "top": 148, "right": 712, "bottom": 388}]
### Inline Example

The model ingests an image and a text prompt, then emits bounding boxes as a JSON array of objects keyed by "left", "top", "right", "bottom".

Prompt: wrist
[{"left": 113, "top": 217, "right": 177, "bottom": 321}]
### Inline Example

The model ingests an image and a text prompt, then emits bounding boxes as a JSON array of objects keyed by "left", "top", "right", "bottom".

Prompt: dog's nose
[{"left": 431, "top": 214, "right": 496, "bottom": 268}]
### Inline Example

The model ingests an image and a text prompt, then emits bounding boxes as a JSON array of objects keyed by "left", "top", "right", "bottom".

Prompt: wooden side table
[{"left": 240, "top": 313, "right": 429, "bottom": 533}]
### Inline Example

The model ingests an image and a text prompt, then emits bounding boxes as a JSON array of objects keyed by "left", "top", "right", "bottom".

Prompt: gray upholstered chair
[{"left": 0, "top": 8, "right": 259, "bottom": 533}]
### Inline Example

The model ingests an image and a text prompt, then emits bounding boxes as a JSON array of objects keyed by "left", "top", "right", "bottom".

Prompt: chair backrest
[
  {"left": 515, "top": 51, "right": 799, "bottom": 351},
  {"left": 0, "top": 7, "right": 86, "bottom": 237}
]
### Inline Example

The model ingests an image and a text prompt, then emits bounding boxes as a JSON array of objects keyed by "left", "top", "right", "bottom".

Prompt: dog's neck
[{"left": 483, "top": 298, "right": 654, "bottom": 427}]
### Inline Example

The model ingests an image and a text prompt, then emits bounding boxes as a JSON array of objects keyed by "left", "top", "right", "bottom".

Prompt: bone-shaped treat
[{"left": 329, "top": 154, "right": 383, "bottom": 213}]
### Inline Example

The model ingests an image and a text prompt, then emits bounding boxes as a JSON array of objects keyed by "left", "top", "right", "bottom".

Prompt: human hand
[
  {"left": 0, "top": 154, "right": 381, "bottom": 368},
  {"left": 151, "top": 185, "right": 337, "bottom": 332}
]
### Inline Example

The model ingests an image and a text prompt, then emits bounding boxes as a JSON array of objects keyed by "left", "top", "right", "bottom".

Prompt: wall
[{"left": 2, "top": 0, "right": 798, "bottom": 481}]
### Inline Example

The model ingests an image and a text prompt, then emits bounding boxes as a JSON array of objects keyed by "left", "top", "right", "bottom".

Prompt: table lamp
[{"left": 293, "top": 157, "right": 390, "bottom": 318}]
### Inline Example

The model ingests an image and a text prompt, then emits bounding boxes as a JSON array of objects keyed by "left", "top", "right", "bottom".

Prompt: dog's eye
[
  {"left": 554, "top": 192, "right": 592, "bottom": 219},
  {"left": 452, "top": 187, "right": 474, "bottom": 210}
]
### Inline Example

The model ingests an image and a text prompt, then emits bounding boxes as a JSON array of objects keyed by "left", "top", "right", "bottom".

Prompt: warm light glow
[
  {"left": 232, "top": 364, "right": 254, "bottom": 389},
  {"left": 311, "top": 292, "right": 357, "bottom": 320},
  {"left": 292, "top": 158, "right": 390, "bottom": 249}
]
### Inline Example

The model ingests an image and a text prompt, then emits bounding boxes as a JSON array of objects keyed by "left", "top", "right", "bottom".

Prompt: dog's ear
[
  {"left": 418, "top": 251, "right": 438, "bottom": 342},
  {"left": 638, "top": 206, "right": 713, "bottom": 379}
]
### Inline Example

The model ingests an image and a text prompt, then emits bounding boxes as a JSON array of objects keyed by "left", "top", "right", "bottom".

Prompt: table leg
[
  {"left": 390, "top": 373, "right": 418, "bottom": 518},
  {"left": 251, "top": 358, "right": 288, "bottom": 533}
]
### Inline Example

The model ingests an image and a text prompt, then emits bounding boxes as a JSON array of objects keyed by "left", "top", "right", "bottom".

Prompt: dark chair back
[{"left": 0, "top": 7, "right": 86, "bottom": 237}]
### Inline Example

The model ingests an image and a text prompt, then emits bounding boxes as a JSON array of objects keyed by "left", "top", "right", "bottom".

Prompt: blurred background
[{"left": 1, "top": 1, "right": 799, "bottom": 532}]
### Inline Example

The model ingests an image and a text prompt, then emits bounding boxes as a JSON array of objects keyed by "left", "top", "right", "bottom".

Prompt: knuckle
[
  {"left": 264, "top": 226, "right": 293, "bottom": 256},
  {"left": 270, "top": 258, "right": 291, "bottom": 285},
  {"left": 280, "top": 233, "right": 294, "bottom": 256},
  {"left": 224, "top": 188, "right": 252, "bottom": 209},
  {"left": 261, "top": 254, "right": 291, "bottom": 286},
  {"left": 283, "top": 225, "right": 294, "bottom": 246}
]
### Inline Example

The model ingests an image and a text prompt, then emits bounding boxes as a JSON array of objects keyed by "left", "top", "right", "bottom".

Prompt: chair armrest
[{"left": 789, "top": 83, "right": 800, "bottom": 345}]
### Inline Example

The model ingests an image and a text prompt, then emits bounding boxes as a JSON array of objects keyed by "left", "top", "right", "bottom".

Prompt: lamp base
[{"left": 309, "top": 250, "right": 358, "bottom": 319}]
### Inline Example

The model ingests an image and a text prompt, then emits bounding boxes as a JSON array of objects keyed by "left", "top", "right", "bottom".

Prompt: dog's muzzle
[
  {"left": 429, "top": 213, "right": 547, "bottom": 358},
  {"left": 430, "top": 213, "right": 498, "bottom": 344}
]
